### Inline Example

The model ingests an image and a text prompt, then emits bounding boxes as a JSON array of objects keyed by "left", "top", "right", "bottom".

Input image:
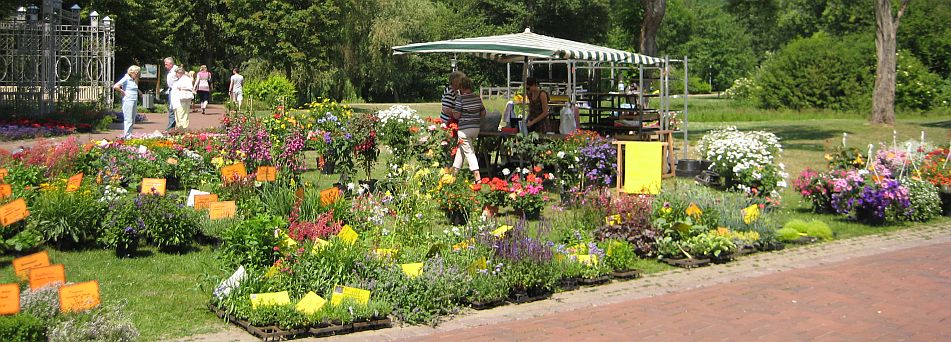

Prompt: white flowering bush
[
  {"left": 376, "top": 105, "right": 424, "bottom": 164},
  {"left": 697, "top": 126, "right": 787, "bottom": 201}
]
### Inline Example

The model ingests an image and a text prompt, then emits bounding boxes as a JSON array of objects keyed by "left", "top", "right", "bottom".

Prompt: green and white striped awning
[{"left": 392, "top": 28, "right": 660, "bottom": 65}]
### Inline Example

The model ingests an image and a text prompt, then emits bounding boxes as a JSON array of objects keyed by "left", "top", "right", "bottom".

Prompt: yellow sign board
[
  {"left": 330, "top": 285, "right": 370, "bottom": 306},
  {"left": 250, "top": 291, "right": 291, "bottom": 309}
]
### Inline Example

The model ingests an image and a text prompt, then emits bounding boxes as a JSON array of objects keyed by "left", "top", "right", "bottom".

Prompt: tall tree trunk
[
  {"left": 639, "top": 0, "right": 666, "bottom": 57},
  {"left": 871, "top": 0, "right": 910, "bottom": 125}
]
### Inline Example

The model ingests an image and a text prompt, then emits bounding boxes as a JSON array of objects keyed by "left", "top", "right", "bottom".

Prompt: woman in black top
[{"left": 525, "top": 77, "right": 550, "bottom": 133}]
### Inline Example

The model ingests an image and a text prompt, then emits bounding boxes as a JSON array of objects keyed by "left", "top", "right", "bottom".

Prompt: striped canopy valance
[{"left": 392, "top": 28, "right": 660, "bottom": 65}]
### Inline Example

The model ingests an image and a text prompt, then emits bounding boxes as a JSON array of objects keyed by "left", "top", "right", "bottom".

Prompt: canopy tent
[
  {"left": 392, "top": 29, "right": 690, "bottom": 161},
  {"left": 392, "top": 28, "right": 661, "bottom": 65}
]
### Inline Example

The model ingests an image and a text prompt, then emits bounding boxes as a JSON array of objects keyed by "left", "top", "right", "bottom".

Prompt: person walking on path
[
  {"left": 194, "top": 65, "right": 212, "bottom": 115},
  {"left": 164, "top": 57, "right": 178, "bottom": 130},
  {"left": 229, "top": 68, "right": 244, "bottom": 112},
  {"left": 112, "top": 65, "right": 140, "bottom": 138},
  {"left": 451, "top": 75, "right": 486, "bottom": 180},
  {"left": 171, "top": 66, "right": 194, "bottom": 129}
]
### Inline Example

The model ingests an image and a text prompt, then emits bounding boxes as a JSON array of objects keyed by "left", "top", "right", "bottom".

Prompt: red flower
[
  {"left": 533, "top": 165, "right": 542, "bottom": 173},
  {"left": 480, "top": 177, "right": 490, "bottom": 184},
  {"left": 471, "top": 184, "right": 482, "bottom": 191}
]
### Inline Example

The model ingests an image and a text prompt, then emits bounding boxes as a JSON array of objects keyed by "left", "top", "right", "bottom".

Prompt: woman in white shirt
[
  {"left": 171, "top": 66, "right": 194, "bottom": 129},
  {"left": 112, "top": 65, "right": 140, "bottom": 138}
]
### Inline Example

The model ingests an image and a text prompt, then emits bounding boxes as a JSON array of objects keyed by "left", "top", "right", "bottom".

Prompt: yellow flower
[
  {"left": 824, "top": 154, "right": 833, "bottom": 161},
  {"left": 742, "top": 204, "right": 760, "bottom": 224},
  {"left": 685, "top": 202, "right": 703, "bottom": 218}
]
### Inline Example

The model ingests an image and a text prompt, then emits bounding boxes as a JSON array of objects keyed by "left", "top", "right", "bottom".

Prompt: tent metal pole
[
  {"left": 683, "top": 55, "right": 689, "bottom": 159},
  {"left": 507, "top": 63, "right": 511, "bottom": 99}
]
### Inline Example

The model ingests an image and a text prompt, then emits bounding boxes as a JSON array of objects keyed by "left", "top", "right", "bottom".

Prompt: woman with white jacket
[{"left": 171, "top": 66, "right": 194, "bottom": 129}]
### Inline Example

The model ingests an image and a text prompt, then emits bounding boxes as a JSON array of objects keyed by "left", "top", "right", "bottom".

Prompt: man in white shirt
[
  {"left": 164, "top": 57, "right": 178, "bottom": 130},
  {"left": 229, "top": 68, "right": 245, "bottom": 112}
]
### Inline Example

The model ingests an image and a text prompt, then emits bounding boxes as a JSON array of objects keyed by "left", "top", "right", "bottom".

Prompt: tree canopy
[{"left": 4, "top": 0, "right": 949, "bottom": 106}]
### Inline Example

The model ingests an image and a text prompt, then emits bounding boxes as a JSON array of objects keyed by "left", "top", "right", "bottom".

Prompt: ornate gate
[{"left": 0, "top": 0, "right": 114, "bottom": 115}]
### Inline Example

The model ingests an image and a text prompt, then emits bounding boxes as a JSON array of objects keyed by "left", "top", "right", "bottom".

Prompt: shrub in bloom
[{"left": 697, "top": 126, "right": 787, "bottom": 199}]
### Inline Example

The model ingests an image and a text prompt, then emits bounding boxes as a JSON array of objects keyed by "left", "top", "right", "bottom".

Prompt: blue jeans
[
  {"left": 122, "top": 98, "right": 137, "bottom": 138},
  {"left": 166, "top": 92, "right": 176, "bottom": 130}
]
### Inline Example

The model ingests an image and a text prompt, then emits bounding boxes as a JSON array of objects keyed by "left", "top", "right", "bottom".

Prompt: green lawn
[{"left": 2, "top": 97, "right": 949, "bottom": 340}]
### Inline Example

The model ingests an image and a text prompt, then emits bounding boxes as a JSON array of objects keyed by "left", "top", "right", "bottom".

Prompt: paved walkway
[
  {"left": 180, "top": 222, "right": 951, "bottom": 342},
  {"left": 0, "top": 104, "right": 226, "bottom": 151}
]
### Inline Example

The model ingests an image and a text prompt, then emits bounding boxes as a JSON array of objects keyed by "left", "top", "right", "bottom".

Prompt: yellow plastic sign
[
  {"left": 374, "top": 248, "right": 398, "bottom": 260},
  {"left": 686, "top": 202, "right": 703, "bottom": 218},
  {"left": 400, "top": 263, "right": 424, "bottom": 278},
  {"left": 66, "top": 173, "right": 83, "bottom": 192},
  {"left": 0, "top": 198, "right": 29, "bottom": 226},
  {"left": 310, "top": 238, "right": 330, "bottom": 254},
  {"left": 617, "top": 141, "right": 663, "bottom": 194},
  {"left": 295, "top": 291, "right": 327, "bottom": 315},
  {"left": 250, "top": 291, "right": 291, "bottom": 309},
  {"left": 330, "top": 285, "right": 370, "bottom": 306},
  {"left": 140, "top": 178, "right": 167, "bottom": 196},
  {"left": 576, "top": 254, "right": 599, "bottom": 266},
  {"left": 0, "top": 283, "right": 19, "bottom": 315},
  {"left": 491, "top": 225, "right": 513, "bottom": 238},
  {"left": 13, "top": 250, "right": 50, "bottom": 279},
  {"left": 337, "top": 225, "right": 358, "bottom": 245}
]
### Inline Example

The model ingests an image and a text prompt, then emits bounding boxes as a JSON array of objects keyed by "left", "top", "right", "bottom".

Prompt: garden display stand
[
  {"left": 609, "top": 269, "right": 641, "bottom": 280},
  {"left": 508, "top": 289, "right": 552, "bottom": 304},
  {"left": 662, "top": 257, "right": 711, "bottom": 269},
  {"left": 469, "top": 299, "right": 507, "bottom": 310},
  {"left": 208, "top": 303, "right": 391, "bottom": 340},
  {"left": 579, "top": 276, "right": 610, "bottom": 286}
]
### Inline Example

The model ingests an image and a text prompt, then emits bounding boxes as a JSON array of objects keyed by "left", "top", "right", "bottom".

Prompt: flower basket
[
  {"left": 940, "top": 187, "right": 951, "bottom": 216},
  {"left": 609, "top": 269, "right": 641, "bottom": 280},
  {"left": 445, "top": 209, "right": 468, "bottom": 226},
  {"left": 514, "top": 208, "right": 541, "bottom": 220},
  {"left": 115, "top": 236, "right": 139, "bottom": 258}
]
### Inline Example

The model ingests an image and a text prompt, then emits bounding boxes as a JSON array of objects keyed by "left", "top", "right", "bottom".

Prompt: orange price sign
[
  {"left": 208, "top": 201, "right": 236, "bottom": 219},
  {"left": 59, "top": 281, "right": 101, "bottom": 313},
  {"left": 140, "top": 178, "right": 167, "bottom": 196},
  {"left": 193, "top": 194, "right": 219, "bottom": 210},
  {"left": 13, "top": 250, "right": 50, "bottom": 279},
  {"left": 256, "top": 166, "right": 277, "bottom": 182},
  {"left": 320, "top": 187, "right": 340, "bottom": 206},
  {"left": 0, "top": 168, "right": 7, "bottom": 182},
  {"left": 0, "top": 198, "right": 29, "bottom": 226},
  {"left": 0, "top": 184, "right": 11, "bottom": 199},
  {"left": 295, "top": 187, "right": 305, "bottom": 200},
  {"left": 66, "top": 173, "right": 84, "bottom": 192},
  {"left": 0, "top": 283, "right": 19, "bottom": 315},
  {"left": 29, "top": 264, "right": 65, "bottom": 290},
  {"left": 221, "top": 163, "right": 247, "bottom": 183}
]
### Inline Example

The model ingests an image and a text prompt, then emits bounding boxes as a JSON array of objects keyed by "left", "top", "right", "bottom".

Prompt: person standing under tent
[
  {"left": 171, "top": 66, "right": 194, "bottom": 129},
  {"left": 451, "top": 75, "right": 486, "bottom": 180},
  {"left": 229, "top": 68, "right": 245, "bottom": 112},
  {"left": 163, "top": 57, "right": 178, "bottom": 130},
  {"left": 440, "top": 70, "right": 464, "bottom": 124},
  {"left": 194, "top": 65, "right": 212, "bottom": 114},
  {"left": 525, "top": 77, "right": 551, "bottom": 133},
  {"left": 112, "top": 65, "right": 140, "bottom": 138}
]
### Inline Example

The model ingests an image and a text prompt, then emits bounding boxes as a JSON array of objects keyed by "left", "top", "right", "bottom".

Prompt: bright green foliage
[
  {"left": 775, "top": 227, "right": 801, "bottom": 242},
  {"left": 218, "top": 214, "right": 286, "bottom": 269},
  {"left": 603, "top": 240, "right": 640, "bottom": 272},
  {"left": 899, "top": 0, "right": 951, "bottom": 77},
  {"left": 754, "top": 32, "right": 875, "bottom": 111},
  {"left": 895, "top": 52, "right": 947, "bottom": 111},
  {"left": 27, "top": 188, "right": 105, "bottom": 245},
  {"left": 802, "top": 220, "right": 833, "bottom": 241},
  {"left": 903, "top": 178, "right": 942, "bottom": 222},
  {"left": 245, "top": 74, "right": 298, "bottom": 108},
  {"left": 0, "top": 314, "right": 46, "bottom": 342}
]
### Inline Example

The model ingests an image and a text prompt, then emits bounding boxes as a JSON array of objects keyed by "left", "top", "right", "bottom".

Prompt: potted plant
[
  {"left": 434, "top": 174, "right": 479, "bottom": 225},
  {"left": 477, "top": 177, "right": 509, "bottom": 217},
  {"left": 376, "top": 105, "right": 423, "bottom": 166},
  {"left": 468, "top": 272, "right": 508, "bottom": 310},
  {"left": 348, "top": 112, "right": 380, "bottom": 187},
  {"left": 604, "top": 240, "right": 641, "bottom": 279},
  {"left": 506, "top": 167, "right": 549, "bottom": 220},
  {"left": 920, "top": 148, "right": 951, "bottom": 215}
]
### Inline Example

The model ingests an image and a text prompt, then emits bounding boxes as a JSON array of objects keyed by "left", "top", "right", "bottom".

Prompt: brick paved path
[
  {"left": 0, "top": 104, "right": 226, "bottom": 151},
  {"left": 180, "top": 223, "right": 951, "bottom": 342}
]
